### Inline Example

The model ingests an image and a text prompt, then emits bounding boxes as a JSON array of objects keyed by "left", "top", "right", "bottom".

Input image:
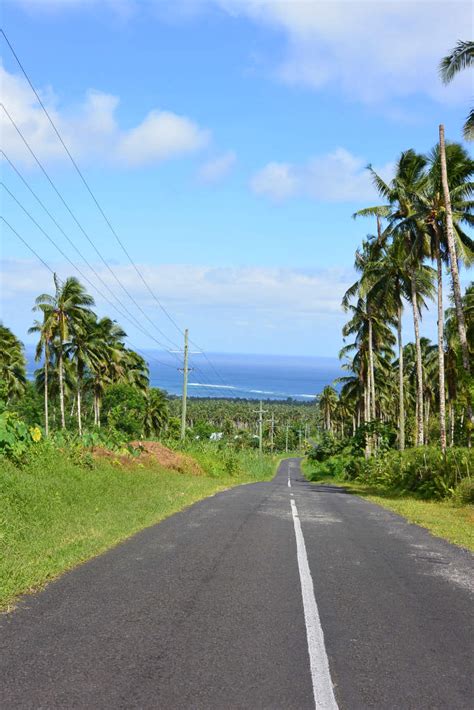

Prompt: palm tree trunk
[
  {"left": 58, "top": 343, "right": 66, "bottom": 429},
  {"left": 368, "top": 317, "right": 376, "bottom": 421},
  {"left": 449, "top": 402, "right": 454, "bottom": 446},
  {"left": 439, "top": 125, "right": 472, "bottom": 433},
  {"left": 397, "top": 305, "right": 405, "bottom": 451},
  {"left": 425, "top": 397, "right": 430, "bottom": 443},
  {"left": 411, "top": 279, "right": 424, "bottom": 446},
  {"left": 435, "top": 231, "right": 447, "bottom": 452},
  {"left": 77, "top": 386, "right": 82, "bottom": 437},
  {"left": 44, "top": 342, "right": 49, "bottom": 437}
]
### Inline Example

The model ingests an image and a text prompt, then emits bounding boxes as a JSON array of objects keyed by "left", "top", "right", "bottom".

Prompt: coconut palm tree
[
  {"left": 438, "top": 128, "right": 473, "bottom": 440},
  {"left": 318, "top": 386, "right": 338, "bottom": 433},
  {"left": 355, "top": 150, "right": 436, "bottom": 445},
  {"left": 65, "top": 311, "right": 100, "bottom": 436},
  {"left": 439, "top": 40, "right": 474, "bottom": 140},
  {"left": 407, "top": 142, "right": 474, "bottom": 449},
  {"left": 34, "top": 275, "right": 94, "bottom": 429},
  {"left": 88, "top": 317, "right": 127, "bottom": 427},
  {"left": 28, "top": 312, "right": 54, "bottom": 436},
  {"left": 0, "top": 324, "right": 26, "bottom": 404},
  {"left": 359, "top": 240, "right": 412, "bottom": 448},
  {"left": 144, "top": 388, "right": 169, "bottom": 437}
]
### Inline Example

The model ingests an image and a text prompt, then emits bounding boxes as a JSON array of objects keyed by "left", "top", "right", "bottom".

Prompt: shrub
[
  {"left": 307, "top": 433, "right": 348, "bottom": 462},
  {"left": 0, "top": 411, "right": 42, "bottom": 462},
  {"left": 102, "top": 384, "right": 146, "bottom": 438},
  {"left": 352, "top": 447, "right": 473, "bottom": 499},
  {"left": 452, "top": 478, "right": 474, "bottom": 506}
]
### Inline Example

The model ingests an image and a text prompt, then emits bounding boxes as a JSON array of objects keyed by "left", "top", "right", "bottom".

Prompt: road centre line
[{"left": 290, "top": 497, "right": 338, "bottom": 710}]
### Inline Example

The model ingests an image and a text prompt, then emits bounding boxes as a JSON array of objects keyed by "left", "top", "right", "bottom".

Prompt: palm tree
[
  {"left": 144, "top": 389, "right": 169, "bottom": 437},
  {"left": 34, "top": 275, "right": 94, "bottom": 429},
  {"left": 89, "top": 317, "right": 127, "bottom": 427},
  {"left": 0, "top": 324, "right": 26, "bottom": 404},
  {"left": 318, "top": 386, "right": 338, "bottom": 433},
  {"left": 360, "top": 240, "right": 412, "bottom": 449},
  {"left": 355, "top": 150, "right": 436, "bottom": 445},
  {"left": 66, "top": 312, "right": 100, "bottom": 436},
  {"left": 438, "top": 128, "right": 473, "bottom": 438},
  {"left": 28, "top": 312, "right": 54, "bottom": 436},
  {"left": 439, "top": 40, "right": 474, "bottom": 140},
  {"left": 410, "top": 142, "right": 474, "bottom": 449}
]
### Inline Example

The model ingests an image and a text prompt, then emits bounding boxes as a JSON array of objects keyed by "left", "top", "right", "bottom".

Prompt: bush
[
  {"left": 352, "top": 447, "right": 473, "bottom": 499},
  {"left": 0, "top": 411, "right": 42, "bottom": 462},
  {"left": 452, "top": 478, "right": 474, "bottom": 506},
  {"left": 307, "top": 433, "right": 348, "bottom": 462},
  {"left": 102, "top": 384, "right": 146, "bottom": 438}
]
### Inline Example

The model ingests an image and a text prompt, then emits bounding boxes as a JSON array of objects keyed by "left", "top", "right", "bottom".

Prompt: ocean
[
  {"left": 25, "top": 348, "right": 342, "bottom": 401},
  {"left": 142, "top": 351, "right": 341, "bottom": 401}
]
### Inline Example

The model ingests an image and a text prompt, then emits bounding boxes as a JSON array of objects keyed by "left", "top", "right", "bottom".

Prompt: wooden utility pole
[
  {"left": 268, "top": 412, "right": 278, "bottom": 452},
  {"left": 253, "top": 401, "right": 268, "bottom": 454},
  {"left": 180, "top": 328, "right": 190, "bottom": 441},
  {"left": 285, "top": 424, "right": 289, "bottom": 453}
]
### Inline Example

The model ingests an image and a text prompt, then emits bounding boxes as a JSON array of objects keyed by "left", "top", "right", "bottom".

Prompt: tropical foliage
[
  {"left": 2, "top": 275, "right": 170, "bottom": 442},
  {"left": 328, "top": 141, "right": 474, "bottom": 457}
]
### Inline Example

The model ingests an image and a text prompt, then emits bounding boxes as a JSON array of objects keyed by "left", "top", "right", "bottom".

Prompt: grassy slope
[
  {"left": 303, "top": 460, "right": 474, "bottom": 552},
  {"left": 1, "top": 447, "right": 276, "bottom": 611}
]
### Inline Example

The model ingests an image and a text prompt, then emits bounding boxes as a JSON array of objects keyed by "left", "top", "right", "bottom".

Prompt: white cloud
[
  {"left": 250, "top": 161, "right": 298, "bottom": 201},
  {"left": 215, "top": 0, "right": 472, "bottom": 105},
  {"left": 12, "top": 2, "right": 471, "bottom": 106},
  {"left": 0, "top": 65, "right": 210, "bottom": 168},
  {"left": 250, "top": 148, "right": 393, "bottom": 202},
  {"left": 198, "top": 150, "right": 236, "bottom": 182},
  {"left": 1, "top": 257, "right": 352, "bottom": 318}
]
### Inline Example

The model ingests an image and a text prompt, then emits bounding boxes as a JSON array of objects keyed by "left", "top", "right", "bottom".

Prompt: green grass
[
  {"left": 0, "top": 445, "right": 276, "bottom": 611},
  {"left": 303, "top": 459, "right": 474, "bottom": 552}
]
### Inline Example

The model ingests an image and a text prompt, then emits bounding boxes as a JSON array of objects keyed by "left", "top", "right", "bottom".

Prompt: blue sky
[{"left": 1, "top": 0, "right": 472, "bottom": 358}]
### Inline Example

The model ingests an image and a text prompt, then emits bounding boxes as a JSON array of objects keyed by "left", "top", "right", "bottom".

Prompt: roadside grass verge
[
  {"left": 1, "top": 445, "right": 276, "bottom": 611},
  {"left": 302, "top": 459, "right": 474, "bottom": 552}
]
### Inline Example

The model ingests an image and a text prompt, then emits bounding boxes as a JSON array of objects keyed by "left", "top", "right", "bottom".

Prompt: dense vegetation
[{"left": 306, "top": 126, "right": 474, "bottom": 520}]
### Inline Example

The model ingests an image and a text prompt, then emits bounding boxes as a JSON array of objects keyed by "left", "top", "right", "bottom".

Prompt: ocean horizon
[{"left": 25, "top": 348, "right": 342, "bottom": 402}]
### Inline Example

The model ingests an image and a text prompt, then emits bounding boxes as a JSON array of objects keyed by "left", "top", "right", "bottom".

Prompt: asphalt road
[{"left": 1, "top": 458, "right": 473, "bottom": 709}]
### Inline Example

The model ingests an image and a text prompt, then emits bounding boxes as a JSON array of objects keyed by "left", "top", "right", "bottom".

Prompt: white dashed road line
[{"left": 290, "top": 495, "right": 338, "bottom": 710}]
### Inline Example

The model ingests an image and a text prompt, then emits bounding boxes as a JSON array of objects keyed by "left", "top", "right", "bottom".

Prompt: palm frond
[{"left": 439, "top": 40, "right": 474, "bottom": 84}]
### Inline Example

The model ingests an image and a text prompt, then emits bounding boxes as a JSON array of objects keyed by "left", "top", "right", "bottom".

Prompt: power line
[
  {"left": 1, "top": 181, "right": 182, "bottom": 361},
  {"left": 1, "top": 217, "right": 176, "bottom": 373},
  {"left": 1, "top": 28, "right": 185, "bottom": 337},
  {"left": 1, "top": 216, "right": 55, "bottom": 275},
  {"left": 0, "top": 104, "right": 182, "bottom": 352},
  {"left": 1, "top": 29, "right": 236, "bottom": 392}
]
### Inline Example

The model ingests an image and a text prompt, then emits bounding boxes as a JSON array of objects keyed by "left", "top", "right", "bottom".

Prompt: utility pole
[
  {"left": 268, "top": 412, "right": 278, "bottom": 452},
  {"left": 180, "top": 328, "right": 190, "bottom": 441},
  {"left": 253, "top": 400, "right": 268, "bottom": 454},
  {"left": 285, "top": 424, "right": 289, "bottom": 453},
  {"left": 298, "top": 429, "right": 303, "bottom": 451}
]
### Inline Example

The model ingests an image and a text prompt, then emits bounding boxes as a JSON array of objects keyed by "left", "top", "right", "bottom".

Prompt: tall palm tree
[
  {"left": 34, "top": 275, "right": 94, "bottom": 429},
  {"left": 410, "top": 142, "right": 474, "bottom": 449},
  {"left": 28, "top": 312, "right": 54, "bottom": 436},
  {"left": 66, "top": 312, "right": 100, "bottom": 436},
  {"left": 360, "top": 240, "right": 412, "bottom": 449},
  {"left": 439, "top": 40, "right": 474, "bottom": 140},
  {"left": 318, "top": 386, "right": 338, "bottom": 433},
  {"left": 355, "top": 150, "right": 436, "bottom": 445},
  {"left": 438, "top": 128, "right": 473, "bottom": 439},
  {"left": 89, "top": 317, "right": 127, "bottom": 427}
]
